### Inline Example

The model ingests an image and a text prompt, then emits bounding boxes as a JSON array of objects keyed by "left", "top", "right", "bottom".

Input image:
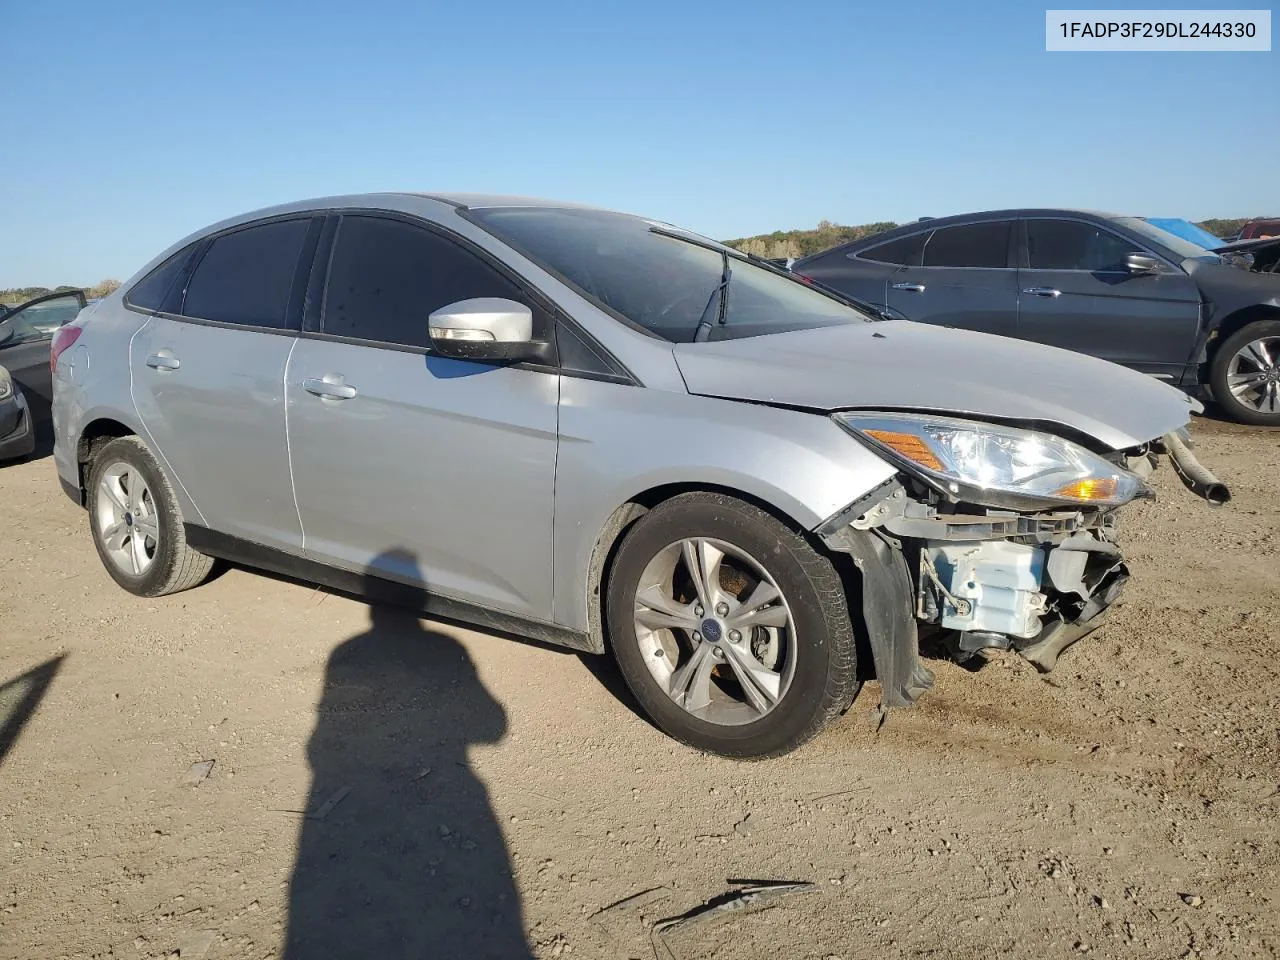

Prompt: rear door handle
[
  {"left": 303, "top": 375, "right": 357, "bottom": 400},
  {"left": 891, "top": 282, "right": 926, "bottom": 293},
  {"left": 1023, "top": 287, "right": 1062, "bottom": 298},
  {"left": 145, "top": 352, "right": 180, "bottom": 371}
]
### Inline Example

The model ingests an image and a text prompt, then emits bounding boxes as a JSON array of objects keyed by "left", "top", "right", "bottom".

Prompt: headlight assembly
[
  {"left": 0, "top": 368, "right": 12, "bottom": 401},
  {"left": 834, "top": 412, "right": 1146, "bottom": 510}
]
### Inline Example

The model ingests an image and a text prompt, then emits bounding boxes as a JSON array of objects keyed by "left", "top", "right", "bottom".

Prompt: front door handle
[
  {"left": 145, "top": 352, "right": 180, "bottom": 371},
  {"left": 303, "top": 375, "right": 357, "bottom": 400},
  {"left": 891, "top": 282, "right": 926, "bottom": 293},
  {"left": 1023, "top": 287, "right": 1062, "bottom": 298}
]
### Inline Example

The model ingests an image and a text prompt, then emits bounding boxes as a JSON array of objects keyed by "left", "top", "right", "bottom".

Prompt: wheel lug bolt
[
  {"left": 694, "top": 605, "right": 704, "bottom": 617},
  {"left": 729, "top": 630, "right": 741, "bottom": 643},
  {"left": 713, "top": 647, "right": 724, "bottom": 659},
  {"left": 715, "top": 602, "right": 729, "bottom": 616},
  {"left": 692, "top": 631, "right": 701, "bottom": 642}
]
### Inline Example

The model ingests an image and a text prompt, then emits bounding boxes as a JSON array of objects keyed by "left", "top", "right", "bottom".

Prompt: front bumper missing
[{"left": 821, "top": 481, "right": 1131, "bottom": 711}]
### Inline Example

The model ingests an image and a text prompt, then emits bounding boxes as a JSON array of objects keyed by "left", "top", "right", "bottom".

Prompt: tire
[
  {"left": 1210, "top": 319, "right": 1280, "bottom": 426},
  {"left": 86, "top": 435, "right": 213, "bottom": 596},
  {"left": 605, "top": 492, "right": 858, "bottom": 759}
]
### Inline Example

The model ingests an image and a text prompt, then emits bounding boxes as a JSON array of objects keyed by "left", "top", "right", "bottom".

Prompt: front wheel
[
  {"left": 606, "top": 493, "right": 858, "bottom": 759},
  {"left": 87, "top": 435, "right": 214, "bottom": 596},
  {"left": 1210, "top": 320, "right": 1280, "bottom": 425}
]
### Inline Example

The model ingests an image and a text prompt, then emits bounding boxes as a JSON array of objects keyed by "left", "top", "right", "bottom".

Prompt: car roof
[{"left": 395, "top": 192, "right": 610, "bottom": 211}]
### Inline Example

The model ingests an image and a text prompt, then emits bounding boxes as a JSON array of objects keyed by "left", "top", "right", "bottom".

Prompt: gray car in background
[
  {"left": 793, "top": 210, "right": 1280, "bottom": 425},
  {"left": 51, "top": 194, "right": 1221, "bottom": 758}
]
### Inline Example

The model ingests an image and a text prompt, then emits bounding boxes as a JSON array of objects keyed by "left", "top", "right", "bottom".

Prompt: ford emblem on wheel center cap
[{"left": 700, "top": 619, "right": 722, "bottom": 643}]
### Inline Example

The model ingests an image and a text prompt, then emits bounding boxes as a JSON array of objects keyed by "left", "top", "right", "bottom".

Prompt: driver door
[{"left": 0, "top": 290, "right": 87, "bottom": 419}]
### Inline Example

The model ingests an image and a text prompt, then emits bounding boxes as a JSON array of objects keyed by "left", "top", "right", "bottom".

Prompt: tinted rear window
[
  {"left": 857, "top": 232, "right": 926, "bottom": 266},
  {"left": 922, "top": 221, "right": 1011, "bottom": 268},
  {"left": 127, "top": 244, "right": 199, "bottom": 312},
  {"left": 182, "top": 219, "right": 310, "bottom": 328}
]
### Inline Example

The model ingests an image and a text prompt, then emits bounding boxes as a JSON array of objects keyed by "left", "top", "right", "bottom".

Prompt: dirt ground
[{"left": 1, "top": 416, "right": 1278, "bottom": 960}]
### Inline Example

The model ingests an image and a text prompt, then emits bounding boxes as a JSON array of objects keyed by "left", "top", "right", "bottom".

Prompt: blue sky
[{"left": 1, "top": 0, "right": 1275, "bottom": 287}]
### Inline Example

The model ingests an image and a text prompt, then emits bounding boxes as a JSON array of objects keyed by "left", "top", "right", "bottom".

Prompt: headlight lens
[
  {"left": 0, "top": 368, "right": 12, "bottom": 401},
  {"left": 834, "top": 412, "right": 1145, "bottom": 509}
]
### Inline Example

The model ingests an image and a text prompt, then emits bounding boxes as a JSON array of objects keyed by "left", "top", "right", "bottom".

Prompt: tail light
[{"left": 51, "top": 324, "right": 84, "bottom": 373}]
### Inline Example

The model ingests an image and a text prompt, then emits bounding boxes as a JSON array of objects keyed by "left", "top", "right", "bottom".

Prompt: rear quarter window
[
  {"left": 855, "top": 232, "right": 927, "bottom": 266},
  {"left": 126, "top": 243, "right": 200, "bottom": 312}
]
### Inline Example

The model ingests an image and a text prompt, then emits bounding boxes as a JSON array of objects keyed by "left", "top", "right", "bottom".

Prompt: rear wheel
[
  {"left": 87, "top": 436, "right": 213, "bottom": 596},
  {"left": 606, "top": 492, "right": 858, "bottom": 759},
  {"left": 1210, "top": 320, "right": 1280, "bottom": 425}
]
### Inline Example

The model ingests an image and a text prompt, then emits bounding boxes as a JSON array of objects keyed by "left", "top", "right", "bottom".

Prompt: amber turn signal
[
  {"left": 863, "top": 429, "right": 944, "bottom": 471},
  {"left": 1052, "top": 477, "right": 1119, "bottom": 502}
]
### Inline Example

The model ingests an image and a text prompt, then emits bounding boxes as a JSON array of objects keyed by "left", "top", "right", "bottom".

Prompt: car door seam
[
  {"left": 128, "top": 318, "right": 208, "bottom": 526},
  {"left": 282, "top": 336, "right": 307, "bottom": 550}
]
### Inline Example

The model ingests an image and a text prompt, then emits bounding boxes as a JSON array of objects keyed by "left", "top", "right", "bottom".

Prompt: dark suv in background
[{"left": 794, "top": 210, "right": 1280, "bottom": 425}]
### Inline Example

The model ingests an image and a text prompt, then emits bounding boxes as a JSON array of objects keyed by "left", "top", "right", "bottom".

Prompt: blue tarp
[{"left": 1144, "top": 218, "right": 1223, "bottom": 249}]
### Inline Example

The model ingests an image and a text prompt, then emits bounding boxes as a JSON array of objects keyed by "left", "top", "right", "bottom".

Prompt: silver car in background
[{"left": 51, "top": 194, "right": 1223, "bottom": 758}]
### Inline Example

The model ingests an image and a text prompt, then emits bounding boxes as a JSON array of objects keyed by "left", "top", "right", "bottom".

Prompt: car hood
[
  {"left": 673, "top": 321, "right": 1198, "bottom": 451},
  {"left": 1211, "top": 235, "right": 1280, "bottom": 255}
]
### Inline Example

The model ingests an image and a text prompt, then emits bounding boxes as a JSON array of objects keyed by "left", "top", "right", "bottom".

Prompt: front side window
[
  {"left": 0, "top": 292, "right": 84, "bottom": 345},
  {"left": 321, "top": 216, "right": 536, "bottom": 349},
  {"left": 921, "top": 221, "right": 1012, "bottom": 268},
  {"left": 182, "top": 219, "right": 310, "bottom": 328},
  {"left": 1027, "top": 220, "right": 1141, "bottom": 272},
  {"left": 470, "top": 207, "right": 871, "bottom": 343}
]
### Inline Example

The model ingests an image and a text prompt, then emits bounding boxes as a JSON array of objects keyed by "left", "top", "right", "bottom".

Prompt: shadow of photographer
[{"left": 284, "top": 550, "right": 531, "bottom": 959}]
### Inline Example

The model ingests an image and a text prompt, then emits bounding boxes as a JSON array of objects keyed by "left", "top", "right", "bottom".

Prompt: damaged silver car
[{"left": 51, "top": 194, "right": 1227, "bottom": 759}]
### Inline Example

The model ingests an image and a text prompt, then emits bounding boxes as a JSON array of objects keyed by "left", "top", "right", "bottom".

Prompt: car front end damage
[{"left": 814, "top": 413, "right": 1229, "bottom": 713}]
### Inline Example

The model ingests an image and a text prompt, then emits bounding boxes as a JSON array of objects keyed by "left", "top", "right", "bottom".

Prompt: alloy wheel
[
  {"left": 632, "top": 537, "right": 797, "bottom": 726},
  {"left": 94, "top": 462, "right": 160, "bottom": 576},
  {"left": 1225, "top": 335, "right": 1280, "bottom": 414}
]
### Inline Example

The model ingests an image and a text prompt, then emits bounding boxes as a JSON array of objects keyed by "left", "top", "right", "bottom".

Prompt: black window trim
[
  {"left": 123, "top": 212, "right": 321, "bottom": 337},
  {"left": 1019, "top": 215, "right": 1178, "bottom": 274}
]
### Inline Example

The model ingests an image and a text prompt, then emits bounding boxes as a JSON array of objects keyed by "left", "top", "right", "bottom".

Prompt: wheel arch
[
  {"left": 1205, "top": 303, "right": 1280, "bottom": 369},
  {"left": 72, "top": 416, "right": 140, "bottom": 504},
  {"left": 582, "top": 480, "right": 837, "bottom": 658}
]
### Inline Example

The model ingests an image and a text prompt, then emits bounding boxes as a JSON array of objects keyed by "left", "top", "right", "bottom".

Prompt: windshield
[
  {"left": 469, "top": 207, "right": 872, "bottom": 342},
  {"left": 1114, "top": 217, "right": 1215, "bottom": 260}
]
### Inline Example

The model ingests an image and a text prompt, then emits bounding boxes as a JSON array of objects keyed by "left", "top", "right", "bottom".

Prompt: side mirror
[
  {"left": 1125, "top": 253, "right": 1162, "bottom": 275},
  {"left": 428, "top": 298, "right": 548, "bottom": 362},
  {"left": 868, "top": 302, "right": 910, "bottom": 322}
]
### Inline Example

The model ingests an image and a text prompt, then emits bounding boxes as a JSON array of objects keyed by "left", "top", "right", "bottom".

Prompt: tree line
[{"left": 0, "top": 279, "right": 121, "bottom": 306}]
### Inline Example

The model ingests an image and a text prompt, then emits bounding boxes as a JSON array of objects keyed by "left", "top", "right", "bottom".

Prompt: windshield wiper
[{"left": 692, "top": 250, "right": 731, "bottom": 343}]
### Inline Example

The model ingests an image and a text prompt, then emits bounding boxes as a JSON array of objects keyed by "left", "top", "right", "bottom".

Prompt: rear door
[
  {"left": 794, "top": 233, "right": 921, "bottom": 306},
  {"left": 0, "top": 290, "right": 86, "bottom": 418},
  {"left": 129, "top": 216, "right": 319, "bottom": 551},
  {"left": 884, "top": 220, "right": 1020, "bottom": 337},
  {"left": 1016, "top": 218, "right": 1201, "bottom": 378}
]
